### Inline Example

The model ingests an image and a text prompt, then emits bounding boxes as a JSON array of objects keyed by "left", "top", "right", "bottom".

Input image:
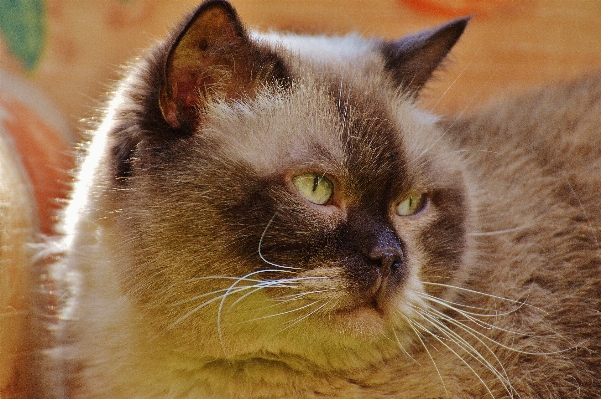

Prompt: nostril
[{"left": 368, "top": 248, "right": 404, "bottom": 276}]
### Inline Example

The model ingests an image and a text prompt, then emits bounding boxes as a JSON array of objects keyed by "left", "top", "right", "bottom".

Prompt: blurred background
[{"left": 1, "top": 0, "right": 601, "bottom": 396}]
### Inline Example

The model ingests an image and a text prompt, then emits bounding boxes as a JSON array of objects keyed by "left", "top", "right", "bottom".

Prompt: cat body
[{"left": 33, "top": 1, "right": 601, "bottom": 397}]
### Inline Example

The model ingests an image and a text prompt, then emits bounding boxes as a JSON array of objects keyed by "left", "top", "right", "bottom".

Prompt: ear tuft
[{"left": 381, "top": 16, "right": 470, "bottom": 95}]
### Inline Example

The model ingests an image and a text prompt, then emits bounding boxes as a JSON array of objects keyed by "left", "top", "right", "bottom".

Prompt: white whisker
[
  {"left": 412, "top": 306, "right": 516, "bottom": 398},
  {"left": 275, "top": 288, "right": 328, "bottom": 303},
  {"left": 427, "top": 48, "right": 480, "bottom": 113},
  {"left": 418, "top": 292, "right": 528, "bottom": 321},
  {"left": 227, "top": 276, "right": 329, "bottom": 311},
  {"left": 422, "top": 282, "right": 543, "bottom": 313},
  {"left": 392, "top": 328, "right": 418, "bottom": 363},
  {"left": 419, "top": 301, "right": 567, "bottom": 356},
  {"left": 562, "top": 174, "right": 601, "bottom": 251},
  {"left": 401, "top": 314, "right": 449, "bottom": 398},
  {"left": 168, "top": 285, "right": 249, "bottom": 330},
  {"left": 175, "top": 275, "right": 265, "bottom": 284},
  {"left": 171, "top": 287, "right": 235, "bottom": 307},
  {"left": 217, "top": 268, "right": 298, "bottom": 354},
  {"left": 407, "top": 316, "right": 499, "bottom": 399},
  {"left": 238, "top": 300, "right": 323, "bottom": 324},
  {"left": 258, "top": 215, "right": 301, "bottom": 270},
  {"left": 468, "top": 227, "right": 524, "bottom": 236},
  {"left": 413, "top": 66, "right": 499, "bottom": 164},
  {"left": 271, "top": 301, "right": 329, "bottom": 337}
]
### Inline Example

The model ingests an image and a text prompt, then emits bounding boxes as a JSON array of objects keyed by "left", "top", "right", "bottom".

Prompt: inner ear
[
  {"left": 159, "top": 0, "right": 260, "bottom": 129},
  {"left": 381, "top": 16, "right": 469, "bottom": 96}
]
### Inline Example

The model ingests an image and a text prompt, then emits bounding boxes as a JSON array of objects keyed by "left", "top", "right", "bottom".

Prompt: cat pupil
[{"left": 312, "top": 176, "right": 320, "bottom": 192}]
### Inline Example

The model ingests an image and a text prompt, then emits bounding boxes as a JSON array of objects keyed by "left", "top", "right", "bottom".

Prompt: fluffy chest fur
[{"left": 32, "top": 1, "right": 601, "bottom": 398}]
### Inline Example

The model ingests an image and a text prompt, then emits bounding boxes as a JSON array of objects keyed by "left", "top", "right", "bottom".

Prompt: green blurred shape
[{"left": 0, "top": 0, "right": 46, "bottom": 71}]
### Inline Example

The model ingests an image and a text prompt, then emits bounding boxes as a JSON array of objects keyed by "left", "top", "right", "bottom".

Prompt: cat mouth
[
  {"left": 329, "top": 296, "right": 392, "bottom": 335},
  {"left": 366, "top": 274, "right": 391, "bottom": 311},
  {"left": 335, "top": 275, "right": 393, "bottom": 317}
]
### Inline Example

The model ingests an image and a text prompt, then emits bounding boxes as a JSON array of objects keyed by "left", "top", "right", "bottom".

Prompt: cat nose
[
  {"left": 368, "top": 247, "right": 404, "bottom": 277},
  {"left": 367, "top": 230, "right": 404, "bottom": 277}
]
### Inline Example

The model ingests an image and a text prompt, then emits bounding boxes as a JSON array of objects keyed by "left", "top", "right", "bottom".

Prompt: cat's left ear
[{"left": 381, "top": 17, "right": 470, "bottom": 95}]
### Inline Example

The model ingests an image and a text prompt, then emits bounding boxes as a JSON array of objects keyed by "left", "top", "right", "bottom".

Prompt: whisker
[
  {"left": 392, "top": 328, "right": 418, "bottom": 363},
  {"left": 562, "top": 173, "right": 601, "bottom": 251},
  {"left": 468, "top": 227, "right": 525, "bottom": 237},
  {"left": 418, "top": 292, "right": 508, "bottom": 315},
  {"left": 270, "top": 301, "right": 329, "bottom": 337},
  {"left": 267, "top": 276, "right": 329, "bottom": 285},
  {"left": 171, "top": 287, "right": 236, "bottom": 307},
  {"left": 412, "top": 306, "right": 516, "bottom": 398},
  {"left": 258, "top": 215, "right": 300, "bottom": 270},
  {"left": 225, "top": 278, "right": 302, "bottom": 311},
  {"left": 401, "top": 314, "right": 449, "bottom": 398},
  {"left": 174, "top": 275, "right": 265, "bottom": 284},
  {"left": 274, "top": 288, "right": 328, "bottom": 303},
  {"left": 427, "top": 48, "right": 480, "bottom": 113},
  {"left": 407, "top": 316, "right": 499, "bottom": 399},
  {"left": 169, "top": 275, "right": 298, "bottom": 307},
  {"left": 226, "top": 284, "right": 273, "bottom": 312},
  {"left": 412, "top": 66, "right": 499, "bottom": 164},
  {"left": 418, "top": 301, "right": 568, "bottom": 356},
  {"left": 422, "top": 282, "right": 544, "bottom": 313},
  {"left": 217, "top": 268, "right": 298, "bottom": 354},
  {"left": 418, "top": 292, "right": 528, "bottom": 320},
  {"left": 227, "top": 276, "right": 329, "bottom": 311},
  {"left": 241, "top": 289, "right": 328, "bottom": 317},
  {"left": 237, "top": 300, "right": 323, "bottom": 324},
  {"left": 171, "top": 273, "right": 303, "bottom": 308},
  {"left": 168, "top": 285, "right": 250, "bottom": 330}
]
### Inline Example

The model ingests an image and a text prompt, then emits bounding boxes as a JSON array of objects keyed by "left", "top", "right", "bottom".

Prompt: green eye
[
  {"left": 292, "top": 173, "right": 334, "bottom": 205},
  {"left": 396, "top": 193, "right": 426, "bottom": 216}
]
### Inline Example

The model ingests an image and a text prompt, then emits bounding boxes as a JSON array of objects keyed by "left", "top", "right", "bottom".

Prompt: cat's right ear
[
  {"left": 159, "top": 0, "right": 246, "bottom": 129},
  {"left": 381, "top": 17, "right": 469, "bottom": 96},
  {"left": 158, "top": 0, "right": 285, "bottom": 130}
]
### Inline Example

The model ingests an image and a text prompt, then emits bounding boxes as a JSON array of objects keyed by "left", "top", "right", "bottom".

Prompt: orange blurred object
[
  {"left": 0, "top": 70, "right": 75, "bottom": 396},
  {"left": 0, "top": 72, "right": 75, "bottom": 235}
]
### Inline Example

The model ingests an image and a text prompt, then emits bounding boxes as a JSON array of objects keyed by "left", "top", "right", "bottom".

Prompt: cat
[{"left": 29, "top": 0, "right": 601, "bottom": 397}]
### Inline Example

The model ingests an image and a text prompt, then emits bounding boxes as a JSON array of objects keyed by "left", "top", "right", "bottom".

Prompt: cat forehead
[
  {"left": 200, "top": 76, "right": 432, "bottom": 180},
  {"left": 203, "top": 31, "right": 439, "bottom": 175},
  {"left": 201, "top": 83, "right": 348, "bottom": 172}
]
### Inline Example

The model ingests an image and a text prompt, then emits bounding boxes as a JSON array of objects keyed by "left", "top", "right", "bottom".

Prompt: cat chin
[
  {"left": 165, "top": 299, "right": 412, "bottom": 372},
  {"left": 204, "top": 272, "right": 425, "bottom": 368},
  {"left": 213, "top": 331, "right": 404, "bottom": 376},
  {"left": 271, "top": 311, "right": 413, "bottom": 367}
]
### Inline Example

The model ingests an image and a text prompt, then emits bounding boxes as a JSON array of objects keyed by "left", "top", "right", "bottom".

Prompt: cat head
[{"left": 103, "top": 0, "right": 469, "bottom": 369}]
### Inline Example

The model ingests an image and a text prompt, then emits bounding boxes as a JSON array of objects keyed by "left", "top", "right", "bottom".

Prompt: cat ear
[
  {"left": 381, "top": 17, "right": 469, "bottom": 95},
  {"left": 159, "top": 0, "right": 286, "bottom": 129}
]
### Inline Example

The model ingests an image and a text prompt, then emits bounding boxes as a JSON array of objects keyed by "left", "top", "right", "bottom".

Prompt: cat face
[{"left": 104, "top": 0, "right": 469, "bottom": 368}]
